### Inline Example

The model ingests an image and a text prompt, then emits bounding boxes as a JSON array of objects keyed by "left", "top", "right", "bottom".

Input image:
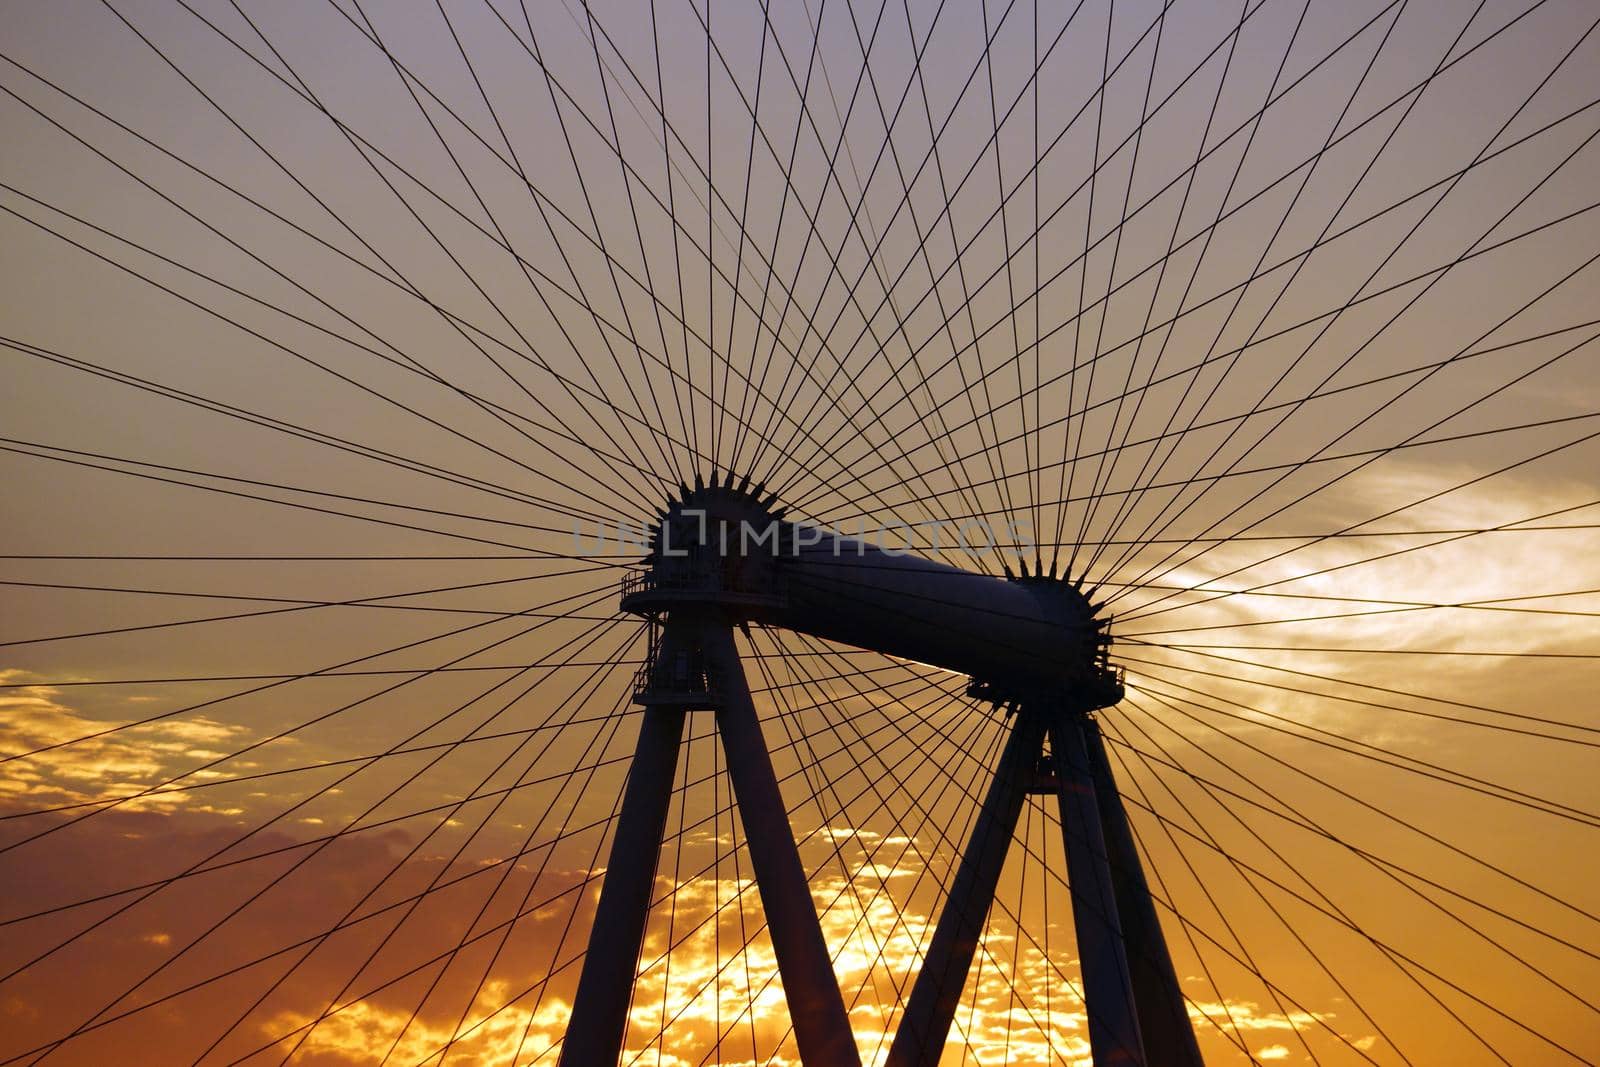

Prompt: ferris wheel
[{"left": 1, "top": 0, "right": 1598, "bottom": 1064}]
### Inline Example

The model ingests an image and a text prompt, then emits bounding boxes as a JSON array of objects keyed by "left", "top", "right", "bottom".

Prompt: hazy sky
[{"left": 2, "top": 0, "right": 1598, "bottom": 1063}]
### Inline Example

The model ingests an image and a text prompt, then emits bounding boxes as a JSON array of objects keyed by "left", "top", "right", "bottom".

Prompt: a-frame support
[
  {"left": 560, "top": 614, "right": 860, "bottom": 1067},
  {"left": 885, "top": 703, "right": 1202, "bottom": 1067}
]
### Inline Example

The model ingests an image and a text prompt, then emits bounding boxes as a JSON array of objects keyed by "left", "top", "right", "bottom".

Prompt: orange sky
[{"left": 3, "top": 0, "right": 1599, "bottom": 1063}]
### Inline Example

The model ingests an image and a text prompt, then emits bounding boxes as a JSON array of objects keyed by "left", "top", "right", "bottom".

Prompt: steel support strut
[
  {"left": 561, "top": 616, "right": 859, "bottom": 1067},
  {"left": 558, "top": 624, "right": 692, "bottom": 1067},
  {"left": 1050, "top": 708, "right": 1148, "bottom": 1066},
  {"left": 698, "top": 622, "right": 861, "bottom": 1066},
  {"left": 1081, "top": 717, "right": 1205, "bottom": 1067},
  {"left": 885, "top": 709, "right": 1045, "bottom": 1067}
]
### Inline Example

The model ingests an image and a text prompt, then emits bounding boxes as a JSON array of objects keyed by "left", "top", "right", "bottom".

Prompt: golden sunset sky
[{"left": 2, "top": 0, "right": 1598, "bottom": 1063}]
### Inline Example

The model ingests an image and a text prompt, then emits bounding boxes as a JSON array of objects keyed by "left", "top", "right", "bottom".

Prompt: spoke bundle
[{"left": 2, "top": 1, "right": 1596, "bottom": 1064}]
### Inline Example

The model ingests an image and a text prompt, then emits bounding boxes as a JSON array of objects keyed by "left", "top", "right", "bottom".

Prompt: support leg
[
  {"left": 700, "top": 622, "right": 861, "bottom": 1067},
  {"left": 1082, "top": 717, "right": 1204, "bottom": 1066},
  {"left": 559, "top": 630, "right": 691, "bottom": 1067},
  {"left": 885, "top": 709, "right": 1045, "bottom": 1067},
  {"left": 1050, "top": 710, "right": 1147, "bottom": 1067}
]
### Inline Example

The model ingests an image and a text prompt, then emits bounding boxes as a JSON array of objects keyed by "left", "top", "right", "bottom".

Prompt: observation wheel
[{"left": 2, "top": 1, "right": 1598, "bottom": 1065}]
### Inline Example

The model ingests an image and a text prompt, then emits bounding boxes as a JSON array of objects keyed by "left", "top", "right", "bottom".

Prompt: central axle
[{"left": 621, "top": 476, "right": 1122, "bottom": 709}]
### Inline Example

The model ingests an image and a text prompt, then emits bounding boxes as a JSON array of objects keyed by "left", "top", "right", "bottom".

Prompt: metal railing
[
  {"left": 619, "top": 563, "right": 785, "bottom": 606},
  {"left": 630, "top": 629, "right": 716, "bottom": 706}
]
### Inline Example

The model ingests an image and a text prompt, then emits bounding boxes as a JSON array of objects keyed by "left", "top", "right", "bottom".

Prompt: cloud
[
  {"left": 0, "top": 671, "right": 255, "bottom": 815},
  {"left": 264, "top": 982, "right": 571, "bottom": 1067},
  {"left": 0, "top": 635, "right": 1550, "bottom": 1067}
]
